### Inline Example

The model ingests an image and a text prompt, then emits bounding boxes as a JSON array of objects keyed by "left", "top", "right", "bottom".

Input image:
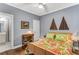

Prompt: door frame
[{"left": 0, "top": 12, "right": 14, "bottom": 49}]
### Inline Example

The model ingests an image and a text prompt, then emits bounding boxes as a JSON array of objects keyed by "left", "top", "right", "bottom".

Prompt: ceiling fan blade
[{"left": 43, "top": 4, "right": 48, "bottom": 12}]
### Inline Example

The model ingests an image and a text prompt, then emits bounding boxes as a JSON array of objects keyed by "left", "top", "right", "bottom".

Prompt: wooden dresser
[{"left": 22, "top": 33, "right": 34, "bottom": 49}]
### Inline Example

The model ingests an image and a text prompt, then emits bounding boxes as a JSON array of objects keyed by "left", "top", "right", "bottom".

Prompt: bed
[{"left": 28, "top": 32, "right": 74, "bottom": 55}]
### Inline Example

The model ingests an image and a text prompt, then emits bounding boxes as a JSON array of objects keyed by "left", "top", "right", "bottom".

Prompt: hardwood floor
[{"left": 0, "top": 47, "right": 26, "bottom": 55}]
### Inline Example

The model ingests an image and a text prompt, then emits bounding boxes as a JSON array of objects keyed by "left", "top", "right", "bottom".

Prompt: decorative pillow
[
  {"left": 55, "top": 34, "right": 67, "bottom": 41},
  {"left": 46, "top": 32, "right": 54, "bottom": 39}
]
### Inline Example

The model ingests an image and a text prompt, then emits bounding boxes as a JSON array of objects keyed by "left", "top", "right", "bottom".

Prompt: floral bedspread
[{"left": 31, "top": 38, "right": 73, "bottom": 55}]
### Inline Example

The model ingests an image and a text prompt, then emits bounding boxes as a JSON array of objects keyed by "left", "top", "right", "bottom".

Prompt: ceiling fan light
[{"left": 38, "top": 4, "right": 44, "bottom": 9}]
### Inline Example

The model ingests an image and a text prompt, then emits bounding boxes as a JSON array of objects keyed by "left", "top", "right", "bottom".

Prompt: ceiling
[{"left": 6, "top": 3, "right": 78, "bottom": 16}]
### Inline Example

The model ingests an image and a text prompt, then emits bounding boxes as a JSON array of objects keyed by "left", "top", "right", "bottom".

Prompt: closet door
[{"left": 33, "top": 19, "right": 40, "bottom": 41}]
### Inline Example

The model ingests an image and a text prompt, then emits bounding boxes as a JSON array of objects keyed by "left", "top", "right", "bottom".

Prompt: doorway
[{"left": 0, "top": 12, "right": 14, "bottom": 52}]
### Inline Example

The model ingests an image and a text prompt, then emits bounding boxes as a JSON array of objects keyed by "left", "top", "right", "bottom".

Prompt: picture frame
[{"left": 21, "top": 21, "right": 29, "bottom": 29}]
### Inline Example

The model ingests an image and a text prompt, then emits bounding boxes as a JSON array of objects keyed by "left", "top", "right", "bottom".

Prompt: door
[{"left": 33, "top": 19, "right": 40, "bottom": 41}]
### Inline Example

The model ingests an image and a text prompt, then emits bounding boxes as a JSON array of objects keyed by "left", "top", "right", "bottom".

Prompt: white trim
[
  {"left": 0, "top": 12, "right": 14, "bottom": 52},
  {"left": 14, "top": 44, "right": 22, "bottom": 49},
  {"left": 10, "top": 15, "right": 14, "bottom": 49},
  {"left": 6, "top": 3, "right": 78, "bottom": 16},
  {"left": 0, "top": 12, "right": 13, "bottom": 17},
  {"left": 0, "top": 44, "right": 22, "bottom": 53},
  {"left": 0, "top": 47, "right": 11, "bottom": 53}
]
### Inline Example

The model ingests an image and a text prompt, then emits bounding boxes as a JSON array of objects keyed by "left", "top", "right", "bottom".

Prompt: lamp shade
[{"left": 26, "top": 31, "right": 34, "bottom": 34}]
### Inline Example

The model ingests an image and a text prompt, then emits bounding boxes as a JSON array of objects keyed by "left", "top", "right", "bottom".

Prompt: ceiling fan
[
  {"left": 25, "top": 3, "right": 48, "bottom": 12},
  {"left": 14, "top": 3, "right": 48, "bottom": 12},
  {"left": 36, "top": 3, "right": 48, "bottom": 12}
]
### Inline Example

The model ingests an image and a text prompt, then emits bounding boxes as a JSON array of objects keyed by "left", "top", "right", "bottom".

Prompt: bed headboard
[{"left": 46, "top": 32, "right": 72, "bottom": 41}]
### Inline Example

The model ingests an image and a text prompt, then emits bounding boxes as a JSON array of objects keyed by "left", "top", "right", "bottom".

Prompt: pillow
[
  {"left": 46, "top": 32, "right": 54, "bottom": 39},
  {"left": 55, "top": 34, "right": 67, "bottom": 41}
]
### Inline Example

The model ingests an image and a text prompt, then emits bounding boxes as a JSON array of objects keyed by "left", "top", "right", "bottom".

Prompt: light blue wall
[
  {"left": 0, "top": 3, "right": 39, "bottom": 46},
  {"left": 40, "top": 4, "right": 79, "bottom": 36}
]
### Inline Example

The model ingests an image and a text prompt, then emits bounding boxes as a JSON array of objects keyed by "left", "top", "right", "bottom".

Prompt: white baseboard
[
  {"left": 0, "top": 47, "right": 11, "bottom": 53},
  {"left": 14, "top": 44, "right": 22, "bottom": 49},
  {"left": 0, "top": 44, "right": 22, "bottom": 53},
  {"left": 0, "top": 43, "right": 12, "bottom": 53}
]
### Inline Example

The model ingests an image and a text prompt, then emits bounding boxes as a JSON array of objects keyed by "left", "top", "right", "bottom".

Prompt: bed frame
[{"left": 28, "top": 43, "right": 54, "bottom": 55}]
